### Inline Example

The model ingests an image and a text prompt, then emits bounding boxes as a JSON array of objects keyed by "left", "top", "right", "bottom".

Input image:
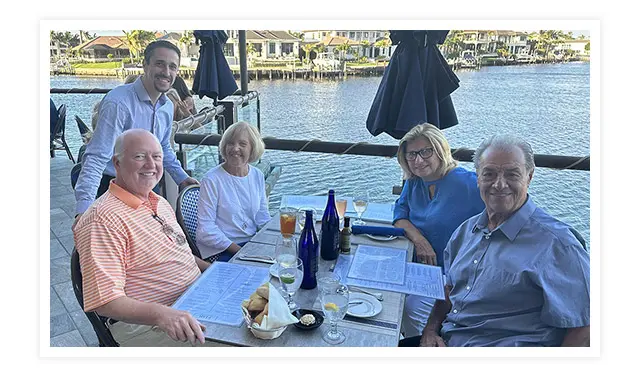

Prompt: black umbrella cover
[
  {"left": 192, "top": 30, "right": 238, "bottom": 104},
  {"left": 366, "top": 30, "right": 460, "bottom": 139}
]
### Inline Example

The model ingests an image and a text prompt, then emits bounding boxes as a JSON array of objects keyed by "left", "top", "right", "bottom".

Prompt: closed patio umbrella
[
  {"left": 192, "top": 30, "right": 238, "bottom": 104},
  {"left": 366, "top": 30, "right": 460, "bottom": 139}
]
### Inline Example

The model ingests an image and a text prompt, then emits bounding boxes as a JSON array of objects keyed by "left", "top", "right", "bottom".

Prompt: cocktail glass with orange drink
[{"left": 280, "top": 207, "right": 297, "bottom": 237}]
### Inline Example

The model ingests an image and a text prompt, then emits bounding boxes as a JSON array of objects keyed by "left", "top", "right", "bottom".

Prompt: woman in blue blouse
[{"left": 393, "top": 123, "right": 485, "bottom": 338}]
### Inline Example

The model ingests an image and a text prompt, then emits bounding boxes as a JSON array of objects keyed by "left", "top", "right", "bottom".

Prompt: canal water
[{"left": 50, "top": 62, "right": 591, "bottom": 247}]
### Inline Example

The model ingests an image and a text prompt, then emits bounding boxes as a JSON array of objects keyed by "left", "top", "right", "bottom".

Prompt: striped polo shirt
[{"left": 74, "top": 181, "right": 201, "bottom": 312}]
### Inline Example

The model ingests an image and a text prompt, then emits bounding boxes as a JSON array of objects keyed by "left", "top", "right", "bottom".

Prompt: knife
[{"left": 237, "top": 256, "right": 276, "bottom": 264}]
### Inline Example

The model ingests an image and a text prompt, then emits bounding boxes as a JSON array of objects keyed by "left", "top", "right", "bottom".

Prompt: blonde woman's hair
[
  {"left": 397, "top": 123, "right": 458, "bottom": 180},
  {"left": 124, "top": 74, "right": 139, "bottom": 84},
  {"left": 219, "top": 121, "right": 265, "bottom": 163}
]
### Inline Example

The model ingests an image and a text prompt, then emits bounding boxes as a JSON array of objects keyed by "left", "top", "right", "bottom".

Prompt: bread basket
[{"left": 241, "top": 301, "right": 287, "bottom": 340}]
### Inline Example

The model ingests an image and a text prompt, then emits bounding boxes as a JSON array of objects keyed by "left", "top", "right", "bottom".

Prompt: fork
[{"left": 349, "top": 286, "right": 384, "bottom": 301}]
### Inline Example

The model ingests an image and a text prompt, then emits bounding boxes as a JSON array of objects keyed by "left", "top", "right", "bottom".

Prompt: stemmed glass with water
[
  {"left": 320, "top": 283, "right": 350, "bottom": 344},
  {"left": 278, "top": 257, "right": 304, "bottom": 311},
  {"left": 352, "top": 190, "right": 370, "bottom": 226},
  {"left": 275, "top": 236, "right": 297, "bottom": 269}
]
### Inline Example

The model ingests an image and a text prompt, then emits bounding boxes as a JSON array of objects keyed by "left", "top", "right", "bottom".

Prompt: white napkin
[{"left": 254, "top": 283, "right": 299, "bottom": 330}]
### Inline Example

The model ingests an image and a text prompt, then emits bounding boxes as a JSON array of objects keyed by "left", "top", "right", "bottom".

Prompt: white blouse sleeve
[
  {"left": 253, "top": 169, "right": 272, "bottom": 229},
  {"left": 195, "top": 174, "right": 233, "bottom": 254}
]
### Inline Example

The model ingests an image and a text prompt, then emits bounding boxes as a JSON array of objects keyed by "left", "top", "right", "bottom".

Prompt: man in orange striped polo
[{"left": 73, "top": 129, "right": 212, "bottom": 346}]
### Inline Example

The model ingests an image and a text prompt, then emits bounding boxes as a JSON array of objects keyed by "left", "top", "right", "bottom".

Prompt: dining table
[{"left": 181, "top": 195, "right": 414, "bottom": 347}]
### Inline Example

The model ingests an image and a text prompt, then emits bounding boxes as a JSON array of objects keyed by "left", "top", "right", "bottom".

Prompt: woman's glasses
[
  {"left": 405, "top": 147, "right": 434, "bottom": 161},
  {"left": 152, "top": 214, "right": 186, "bottom": 246}
]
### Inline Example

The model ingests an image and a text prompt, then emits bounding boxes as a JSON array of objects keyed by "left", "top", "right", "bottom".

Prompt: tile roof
[
  {"left": 319, "top": 36, "right": 360, "bottom": 46},
  {"left": 246, "top": 30, "right": 299, "bottom": 41},
  {"left": 79, "top": 36, "right": 128, "bottom": 50}
]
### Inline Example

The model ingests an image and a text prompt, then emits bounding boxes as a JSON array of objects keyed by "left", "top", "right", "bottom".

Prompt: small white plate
[
  {"left": 346, "top": 292, "right": 382, "bottom": 318},
  {"left": 269, "top": 263, "right": 280, "bottom": 277},
  {"left": 364, "top": 234, "right": 398, "bottom": 242}
]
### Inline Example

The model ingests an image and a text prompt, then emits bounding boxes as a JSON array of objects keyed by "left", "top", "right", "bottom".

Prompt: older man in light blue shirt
[
  {"left": 74, "top": 40, "right": 197, "bottom": 216},
  {"left": 402, "top": 135, "right": 590, "bottom": 347}
]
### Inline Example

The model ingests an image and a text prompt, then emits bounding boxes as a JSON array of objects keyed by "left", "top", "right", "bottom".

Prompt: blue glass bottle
[
  {"left": 320, "top": 189, "right": 341, "bottom": 260},
  {"left": 298, "top": 210, "right": 318, "bottom": 289}
]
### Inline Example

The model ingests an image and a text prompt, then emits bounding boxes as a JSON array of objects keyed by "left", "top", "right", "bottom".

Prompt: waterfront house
[
  {"left": 460, "top": 30, "right": 529, "bottom": 57},
  {"left": 302, "top": 30, "right": 393, "bottom": 60},
  {"left": 223, "top": 30, "right": 300, "bottom": 65},
  {"left": 554, "top": 39, "right": 590, "bottom": 58},
  {"left": 50, "top": 40, "right": 69, "bottom": 60},
  {"left": 73, "top": 36, "right": 130, "bottom": 63}
]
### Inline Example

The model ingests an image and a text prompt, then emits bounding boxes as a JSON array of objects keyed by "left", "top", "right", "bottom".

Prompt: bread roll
[
  {"left": 249, "top": 292, "right": 261, "bottom": 301},
  {"left": 247, "top": 297, "right": 267, "bottom": 312},
  {"left": 263, "top": 302, "right": 269, "bottom": 315},
  {"left": 256, "top": 286, "right": 269, "bottom": 300},
  {"left": 254, "top": 312, "right": 265, "bottom": 326},
  {"left": 241, "top": 300, "right": 250, "bottom": 309}
]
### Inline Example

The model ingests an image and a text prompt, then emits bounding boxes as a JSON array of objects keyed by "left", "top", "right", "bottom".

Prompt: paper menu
[
  {"left": 172, "top": 263, "right": 270, "bottom": 326},
  {"left": 358, "top": 202, "right": 394, "bottom": 224},
  {"left": 335, "top": 254, "right": 445, "bottom": 300},
  {"left": 347, "top": 245, "right": 407, "bottom": 285}
]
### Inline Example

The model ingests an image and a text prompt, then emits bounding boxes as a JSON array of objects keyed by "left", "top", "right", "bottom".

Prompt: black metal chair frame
[
  {"left": 175, "top": 184, "right": 203, "bottom": 259},
  {"left": 50, "top": 104, "right": 75, "bottom": 163},
  {"left": 70, "top": 248, "right": 119, "bottom": 347}
]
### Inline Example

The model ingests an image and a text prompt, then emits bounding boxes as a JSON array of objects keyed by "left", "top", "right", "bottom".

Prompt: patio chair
[
  {"left": 75, "top": 115, "right": 91, "bottom": 136},
  {"left": 50, "top": 104, "right": 75, "bottom": 163},
  {"left": 175, "top": 184, "right": 203, "bottom": 259},
  {"left": 70, "top": 248, "right": 119, "bottom": 347},
  {"left": 74, "top": 115, "right": 91, "bottom": 162},
  {"left": 70, "top": 163, "right": 82, "bottom": 190}
]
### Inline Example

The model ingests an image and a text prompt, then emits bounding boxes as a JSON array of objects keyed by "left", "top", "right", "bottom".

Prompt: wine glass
[
  {"left": 352, "top": 190, "right": 370, "bottom": 226},
  {"left": 320, "top": 283, "right": 350, "bottom": 345},
  {"left": 335, "top": 197, "right": 347, "bottom": 221},
  {"left": 278, "top": 257, "right": 304, "bottom": 311},
  {"left": 275, "top": 236, "right": 297, "bottom": 269},
  {"left": 297, "top": 207, "right": 316, "bottom": 231}
]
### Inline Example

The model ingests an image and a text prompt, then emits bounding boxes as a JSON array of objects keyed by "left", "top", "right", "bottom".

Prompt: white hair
[
  {"left": 473, "top": 135, "right": 535, "bottom": 173},
  {"left": 113, "top": 129, "right": 161, "bottom": 162}
]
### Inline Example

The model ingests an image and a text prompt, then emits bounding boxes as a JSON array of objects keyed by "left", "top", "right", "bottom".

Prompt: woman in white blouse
[{"left": 196, "top": 121, "right": 271, "bottom": 262}]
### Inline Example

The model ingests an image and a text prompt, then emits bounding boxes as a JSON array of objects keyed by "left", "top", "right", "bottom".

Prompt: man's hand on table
[
  {"left": 414, "top": 236, "right": 437, "bottom": 265},
  {"left": 156, "top": 307, "right": 206, "bottom": 345},
  {"left": 419, "top": 329, "right": 447, "bottom": 347}
]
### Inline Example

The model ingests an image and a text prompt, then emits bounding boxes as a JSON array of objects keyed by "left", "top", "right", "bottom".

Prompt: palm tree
[
  {"left": 288, "top": 31, "right": 304, "bottom": 40},
  {"left": 443, "top": 30, "right": 465, "bottom": 60},
  {"left": 50, "top": 31, "right": 62, "bottom": 57},
  {"left": 374, "top": 37, "right": 392, "bottom": 64},
  {"left": 335, "top": 41, "right": 352, "bottom": 61},
  {"left": 526, "top": 31, "right": 541, "bottom": 58},
  {"left": 179, "top": 31, "right": 194, "bottom": 57},
  {"left": 131, "top": 30, "right": 156, "bottom": 61},
  {"left": 122, "top": 30, "right": 137, "bottom": 62},
  {"left": 360, "top": 40, "right": 371, "bottom": 59}
]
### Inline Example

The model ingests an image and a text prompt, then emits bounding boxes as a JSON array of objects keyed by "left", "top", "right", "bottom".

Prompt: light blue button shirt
[
  {"left": 441, "top": 195, "right": 590, "bottom": 347},
  {"left": 74, "top": 78, "right": 189, "bottom": 214}
]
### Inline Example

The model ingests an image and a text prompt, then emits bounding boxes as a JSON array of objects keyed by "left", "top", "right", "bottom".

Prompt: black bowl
[{"left": 292, "top": 309, "right": 324, "bottom": 330}]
